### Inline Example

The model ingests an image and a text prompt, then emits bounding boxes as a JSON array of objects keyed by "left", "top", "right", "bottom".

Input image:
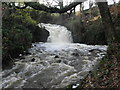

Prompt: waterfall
[
  {"left": 40, "top": 23, "right": 73, "bottom": 43},
  {"left": 1, "top": 23, "right": 108, "bottom": 89}
]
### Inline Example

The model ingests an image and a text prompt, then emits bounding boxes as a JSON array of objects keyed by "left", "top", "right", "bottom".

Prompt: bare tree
[
  {"left": 113, "top": 0, "right": 116, "bottom": 6},
  {"left": 89, "top": 0, "right": 94, "bottom": 18}
]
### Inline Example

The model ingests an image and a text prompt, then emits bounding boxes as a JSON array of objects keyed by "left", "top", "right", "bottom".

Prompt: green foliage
[
  {"left": 2, "top": 8, "right": 37, "bottom": 66},
  {"left": 83, "top": 18, "right": 107, "bottom": 45},
  {"left": 63, "top": 16, "right": 107, "bottom": 44},
  {"left": 11, "top": 9, "right": 37, "bottom": 26},
  {"left": 2, "top": 25, "right": 32, "bottom": 64},
  {"left": 115, "top": 26, "right": 120, "bottom": 43},
  {"left": 67, "top": 17, "right": 85, "bottom": 43},
  {"left": 30, "top": 9, "right": 53, "bottom": 23},
  {"left": 2, "top": 7, "right": 50, "bottom": 67}
]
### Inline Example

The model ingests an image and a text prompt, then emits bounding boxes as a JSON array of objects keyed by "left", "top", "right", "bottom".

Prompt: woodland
[{"left": 2, "top": 0, "right": 120, "bottom": 89}]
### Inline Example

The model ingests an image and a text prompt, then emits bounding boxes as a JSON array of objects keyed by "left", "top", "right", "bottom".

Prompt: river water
[{"left": 1, "top": 23, "right": 107, "bottom": 89}]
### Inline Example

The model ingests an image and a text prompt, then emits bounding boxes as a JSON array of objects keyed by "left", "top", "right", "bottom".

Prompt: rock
[
  {"left": 89, "top": 49, "right": 101, "bottom": 52},
  {"left": 67, "top": 21, "right": 83, "bottom": 43},
  {"left": 23, "top": 51, "right": 31, "bottom": 55},
  {"left": 71, "top": 53, "right": 79, "bottom": 57},
  {"left": 63, "top": 61, "right": 67, "bottom": 64},
  {"left": 54, "top": 55, "right": 59, "bottom": 58},
  {"left": 19, "top": 54, "right": 22, "bottom": 57},
  {"left": 56, "top": 60, "right": 61, "bottom": 63},
  {"left": 32, "top": 26, "right": 49, "bottom": 42},
  {"left": 20, "top": 57, "right": 25, "bottom": 60},
  {"left": 32, "top": 45, "right": 37, "bottom": 47},
  {"left": 31, "top": 58, "right": 35, "bottom": 62},
  {"left": 89, "top": 71, "right": 92, "bottom": 73}
]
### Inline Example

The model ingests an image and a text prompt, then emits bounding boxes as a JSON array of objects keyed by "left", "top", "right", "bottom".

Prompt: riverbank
[
  {"left": 81, "top": 43, "right": 120, "bottom": 88},
  {"left": 67, "top": 43, "right": 120, "bottom": 89}
]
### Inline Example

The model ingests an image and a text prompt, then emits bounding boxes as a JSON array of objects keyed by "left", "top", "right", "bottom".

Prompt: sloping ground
[
  {"left": 110, "top": 5, "right": 120, "bottom": 15},
  {"left": 74, "top": 43, "right": 120, "bottom": 88},
  {"left": 66, "top": 5, "right": 120, "bottom": 89}
]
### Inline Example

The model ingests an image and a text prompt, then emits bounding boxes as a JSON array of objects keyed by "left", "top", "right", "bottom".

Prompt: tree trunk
[
  {"left": 73, "top": 6, "right": 75, "bottom": 15},
  {"left": 14, "top": 2, "right": 82, "bottom": 13},
  {"left": 97, "top": 2, "right": 116, "bottom": 44},
  {"left": 59, "top": 1, "right": 64, "bottom": 23}
]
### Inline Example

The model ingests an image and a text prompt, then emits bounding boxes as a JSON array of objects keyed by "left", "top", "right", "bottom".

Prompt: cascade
[
  {"left": 40, "top": 23, "right": 73, "bottom": 43},
  {"left": 1, "top": 23, "right": 107, "bottom": 89}
]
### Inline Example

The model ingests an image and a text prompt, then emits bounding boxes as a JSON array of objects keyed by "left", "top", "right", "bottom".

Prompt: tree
[
  {"left": 89, "top": 0, "right": 94, "bottom": 18},
  {"left": 10, "top": 0, "right": 116, "bottom": 44},
  {"left": 11, "top": 2, "right": 82, "bottom": 13},
  {"left": 97, "top": 2, "right": 116, "bottom": 44},
  {"left": 112, "top": 0, "right": 116, "bottom": 6}
]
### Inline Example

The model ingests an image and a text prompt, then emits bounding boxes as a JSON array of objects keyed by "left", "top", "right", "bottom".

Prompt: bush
[
  {"left": 2, "top": 25, "right": 32, "bottom": 65},
  {"left": 30, "top": 10, "right": 53, "bottom": 23},
  {"left": 83, "top": 19, "right": 107, "bottom": 45},
  {"left": 66, "top": 17, "right": 85, "bottom": 43},
  {"left": 2, "top": 8, "right": 42, "bottom": 67}
]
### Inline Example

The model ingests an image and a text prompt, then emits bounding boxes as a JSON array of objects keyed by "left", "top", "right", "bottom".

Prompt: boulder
[
  {"left": 32, "top": 26, "right": 49, "bottom": 42},
  {"left": 71, "top": 53, "right": 79, "bottom": 57},
  {"left": 31, "top": 58, "right": 35, "bottom": 62},
  {"left": 54, "top": 55, "right": 59, "bottom": 58}
]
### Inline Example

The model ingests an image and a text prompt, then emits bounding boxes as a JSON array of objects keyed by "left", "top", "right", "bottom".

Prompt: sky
[
  {"left": 78, "top": 0, "right": 120, "bottom": 10},
  {"left": 39, "top": 0, "right": 120, "bottom": 11}
]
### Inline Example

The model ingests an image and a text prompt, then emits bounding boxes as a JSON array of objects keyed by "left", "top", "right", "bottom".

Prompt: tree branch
[{"left": 18, "top": 2, "right": 83, "bottom": 13}]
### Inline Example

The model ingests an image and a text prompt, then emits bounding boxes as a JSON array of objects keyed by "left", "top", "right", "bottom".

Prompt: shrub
[
  {"left": 2, "top": 8, "right": 36, "bottom": 67},
  {"left": 30, "top": 10, "right": 53, "bottom": 23},
  {"left": 2, "top": 25, "right": 32, "bottom": 65}
]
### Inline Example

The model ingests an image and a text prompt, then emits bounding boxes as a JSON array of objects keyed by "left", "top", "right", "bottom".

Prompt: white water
[
  {"left": 40, "top": 23, "right": 73, "bottom": 43},
  {"left": 1, "top": 23, "right": 108, "bottom": 89}
]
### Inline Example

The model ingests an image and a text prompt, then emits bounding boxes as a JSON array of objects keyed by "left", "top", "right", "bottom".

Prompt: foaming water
[
  {"left": 40, "top": 23, "right": 73, "bottom": 43},
  {"left": 1, "top": 23, "right": 108, "bottom": 89}
]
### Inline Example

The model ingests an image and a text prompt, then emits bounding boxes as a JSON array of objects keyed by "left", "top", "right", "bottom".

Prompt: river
[{"left": 1, "top": 23, "right": 107, "bottom": 89}]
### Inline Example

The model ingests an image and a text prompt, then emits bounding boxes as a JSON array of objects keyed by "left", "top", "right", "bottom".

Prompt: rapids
[{"left": 1, "top": 23, "right": 107, "bottom": 89}]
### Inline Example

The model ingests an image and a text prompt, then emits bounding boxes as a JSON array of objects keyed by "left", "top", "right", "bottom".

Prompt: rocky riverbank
[{"left": 67, "top": 43, "right": 120, "bottom": 89}]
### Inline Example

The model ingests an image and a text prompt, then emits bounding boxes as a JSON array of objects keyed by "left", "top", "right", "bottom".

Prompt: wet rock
[
  {"left": 71, "top": 53, "right": 79, "bottom": 57},
  {"left": 20, "top": 57, "right": 25, "bottom": 60},
  {"left": 32, "top": 44, "right": 37, "bottom": 47},
  {"left": 89, "top": 49, "right": 101, "bottom": 53},
  {"left": 31, "top": 58, "right": 35, "bottom": 62},
  {"left": 32, "top": 26, "right": 49, "bottom": 42},
  {"left": 19, "top": 54, "right": 22, "bottom": 57},
  {"left": 77, "top": 71, "right": 89, "bottom": 77},
  {"left": 56, "top": 60, "right": 61, "bottom": 63},
  {"left": 23, "top": 51, "right": 31, "bottom": 55},
  {"left": 54, "top": 55, "right": 59, "bottom": 58},
  {"left": 92, "top": 65, "right": 94, "bottom": 67},
  {"left": 39, "top": 61, "right": 49, "bottom": 66},
  {"left": 89, "top": 71, "right": 92, "bottom": 73},
  {"left": 63, "top": 61, "right": 68, "bottom": 64}
]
